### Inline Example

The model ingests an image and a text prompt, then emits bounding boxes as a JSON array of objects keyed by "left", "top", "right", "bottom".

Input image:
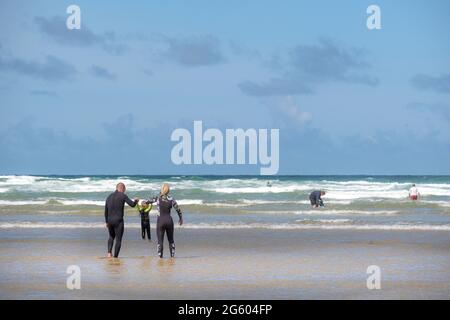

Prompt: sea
[{"left": 1, "top": 175, "right": 449, "bottom": 231}]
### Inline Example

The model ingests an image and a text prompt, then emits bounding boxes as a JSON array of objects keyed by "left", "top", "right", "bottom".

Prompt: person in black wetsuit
[
  {"left": 147, "top": 183, "right": 183, "bottom": 258},
  {"left": 309, "top": 190, "right": 325, "bottom": 208},
  {"left": 104, "top": 182, "right": 138, "bottom": 258}
]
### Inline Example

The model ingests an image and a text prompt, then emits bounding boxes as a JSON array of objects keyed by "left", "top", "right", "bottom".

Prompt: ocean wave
[
  {"left": 0, "top": 199, "right": 104, "bottom": 206},
  {"left": 185, "top": 223, "right": 450, "bottom": 231},
  {"left": 0, "top": 198, "right": 203, "bottom": 207},
  {"left": 1, "top": 221, "right": 448, "bottom": 231},
  {"left": 325, "top": 190, "right": 408, "bottom": 200},
  {"left": 1, "top": 176, "right": 449, "bottom": 206},
  {"left": 295, "top": 218, "right": 353, "bottom": 224},
  {"left": 295, "top": 219, "right": 353, "bottom": 224},
  {"left": 257, "top": 209, "right": 399, "bottom": 216},
  {"left": 0, "top": 198, "right": 447, "bottom": 213},
  {"left": 421, "top": 200, "right": 450, "bottom": 208},
  {"left": 0, "top": 200, "right": 49, "bottom": 205},
  {"left": 211, "top": 185, "right": 311, "bottom": 194},
  {"left": 241, "top": 199, "right": 353, "bottom": 205},
  {"left": 0, "top": 222, "right": 111, "bottom": 229},
  {"left": 241, "top": 199, "right": 309, "bottom": 205},
  {"left": 0, "top": 175, "right": 37, "bottom": 185},
  {"left": 176, "top": 199, "right": 204, "bottom": 205},
  {"left": 201, "top": 199, "right": 351, "bottom": 207},
  {"left": 0, "top": 176, "right": 159, "bottom": 193},
  {"left": 57, "top": 200, "right": 104, "bottom": 206},
  {"left": 201, "top": 200, "right": 310, "bottom": 207}
]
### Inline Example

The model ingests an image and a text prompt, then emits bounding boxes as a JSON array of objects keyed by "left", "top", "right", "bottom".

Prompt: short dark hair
[{"left": 116, "top": 182, "right": 126, "bottom": 192}]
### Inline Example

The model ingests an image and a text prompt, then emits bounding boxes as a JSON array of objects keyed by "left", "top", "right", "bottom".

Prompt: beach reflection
[
  {"left": 141, "top": 256, "right": 153, "bottom": 269},
  {"left": 157, "top": 258, "right": 176, "bottom": 273},
  {"left": 103, "top": 257, "right": 125, "bottom": 275}
]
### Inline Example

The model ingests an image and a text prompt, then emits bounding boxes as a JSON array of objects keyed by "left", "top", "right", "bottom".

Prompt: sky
[{"left": 0, "top": 0, "right": 449, "bottom": 175}]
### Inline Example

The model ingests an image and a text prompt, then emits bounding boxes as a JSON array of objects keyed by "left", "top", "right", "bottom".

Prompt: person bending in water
[
  {"left": 136, "top": 200, "right": 152, "bottom": 240},
  {"left": 147, "top": 183, "right": 183, "bottom": 258},
  {"left": 104, "top": 182, "right": 138, "bottom": 258},
  {"left": 309, "top": 190, "right": 326, "bottom": 208}
]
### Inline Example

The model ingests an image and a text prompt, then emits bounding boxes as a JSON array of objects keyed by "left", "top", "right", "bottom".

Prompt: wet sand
[{"left": 0, "top": 227, "right": 449, "bottom": 299}]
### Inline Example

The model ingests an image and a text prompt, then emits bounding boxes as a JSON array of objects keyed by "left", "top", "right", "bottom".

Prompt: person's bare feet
[{"left": 107, "top": 253, "right": 112, "bottom": 258}]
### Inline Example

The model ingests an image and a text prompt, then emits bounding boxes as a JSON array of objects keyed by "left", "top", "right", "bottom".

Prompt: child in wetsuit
[{"left": 136, "top": 200, "right": 152, "bottom": 240}]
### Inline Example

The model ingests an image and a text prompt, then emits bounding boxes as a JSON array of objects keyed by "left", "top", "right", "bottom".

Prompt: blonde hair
[{"left": 161, "top": 183, "right": 170, "bottom": 196}]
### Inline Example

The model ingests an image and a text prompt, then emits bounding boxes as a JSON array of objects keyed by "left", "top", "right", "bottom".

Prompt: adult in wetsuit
[
  {"left": 148, "top": 183, "right": 183, "bottom": 258},
  {"left": 104, "top": 182, "right": 138, "bottom": 258},
  {"left": 309, "top": 190, "right": 325, "bottom": 208}
]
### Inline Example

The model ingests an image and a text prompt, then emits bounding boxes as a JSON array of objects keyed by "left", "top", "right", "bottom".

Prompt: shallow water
[{"left": 1, "top": 228, "right": 449, "bottom": 299}]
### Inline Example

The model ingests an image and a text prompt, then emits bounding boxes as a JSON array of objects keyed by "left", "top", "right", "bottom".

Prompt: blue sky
[{"left": 0, "top": 0, "right": 449, "bottom": 175}]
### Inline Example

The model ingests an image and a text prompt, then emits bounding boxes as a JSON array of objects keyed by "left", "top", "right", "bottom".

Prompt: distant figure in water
[
  {"left": 267, "top": 181, "right": 272, "bottom": 187},
  {"left": 137, "top": 200, "right": 152, "bottom": 240},
  {"left": 309, "top": 190, "right": 325, "bottom": 208},
  {"left": 147, "top": 183, "right": 183, "bottom": 258},
  {"left": 104, "top": 182, "right": 138, "bottom": 258},
  {"left": 409, "top": 184, "right": 420, "bottom": 200}
]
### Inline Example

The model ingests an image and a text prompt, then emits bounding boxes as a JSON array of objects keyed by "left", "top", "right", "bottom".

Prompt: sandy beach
[{"left": 1, "top": 227, "right": 449, "bottom": 299}]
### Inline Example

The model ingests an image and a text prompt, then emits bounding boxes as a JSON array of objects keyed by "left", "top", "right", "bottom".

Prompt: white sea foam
[
  {"left": 0, "top": 200, "right": 49, "bottom": 205},
  {"left": 242, "top": 199, "right": 352, "bottom": 205},
  {"left": 296, "top": 219, "right": 353, "bottom": 224},
  {"left": 201, "top": 200, "right": 310, "bottom": 207},
  {"left": 57, "top": 200, "right": 105, "bottom": 206},
  {"left": 182, "top": 223, "right": 450, "bottom": 231},
  {"left": 2, "top": 221, "right": 448, "bottom": 231},
  {"left": 257, "top": 210, "right": 399, "bottom": 216},
  {"left": 325, "top": 191, "right": 408, "bottom": 200},
  {"left": 211, "top": 185, "right": 311, "bottom": 194},
  {"left": 0, "top": 222, "right": 450, "bottom": 231},
  {"left": 0, "top": 176, "right": 449, "bottom": 207},
  {"left": 0, "top": 199, "right": 103, "bottom": 206},
  {"left": 0, "top": 198, "right": 206, "bottom": 207},
  {"left": 176, "top": 199, "right": 204, "bottom": 205},
  {"left": 421, "top": 200, "right": 450, "bottom": 208},
  {"left": 415, "top": 186, "right": 450, "bottom": 197},
  {"left": 0, "top": 176, "right": 159, "bottom": 193},
  {"left": 241, "top": 199, "right": 310, "bottom": 205},
  {"left": 1, "top": 176, "right": 37, "bottom": 185},
  {"left": 0, "top": 222, "right": 112, "bottom": 229}
]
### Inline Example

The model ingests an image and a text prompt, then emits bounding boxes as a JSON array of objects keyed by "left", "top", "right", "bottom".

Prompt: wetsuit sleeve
[
  {"left": 147, "top": 196, "right": 158, "bottom": 204},
  {"left": 124, "top": 194, "right": 137, "bottom": 207},
  {"left": 172, "top": 199, "right": 182, "bottom": 218},
  {"left": 104, "top": 201, "right": 109, "bottom": 223}
]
